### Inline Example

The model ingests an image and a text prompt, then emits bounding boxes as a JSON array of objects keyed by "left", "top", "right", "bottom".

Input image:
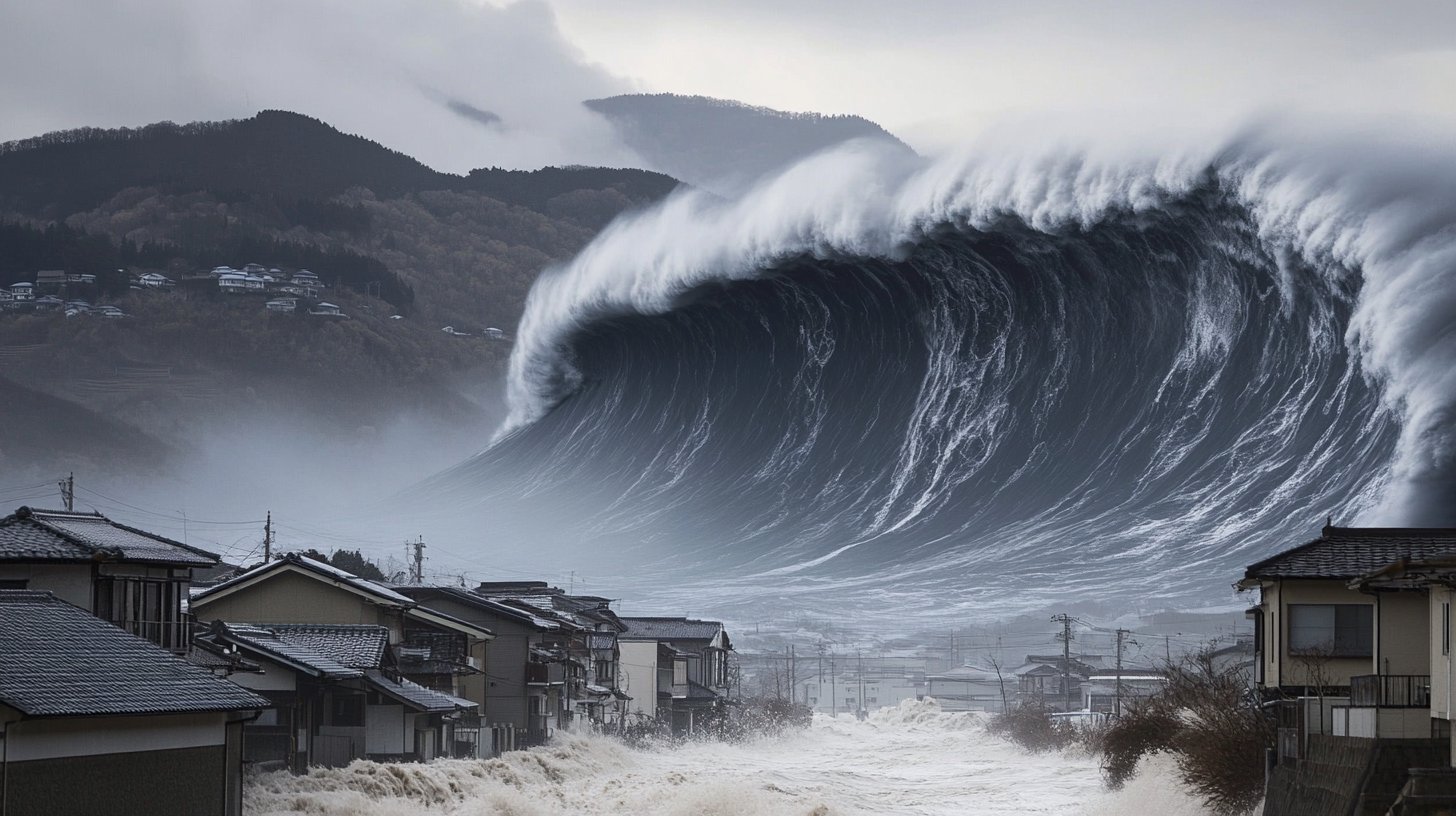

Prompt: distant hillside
[
  {"left": 584, "top": 93, "right": 916, "bottom": 192},
  {"left": 0, "top": 110, "right": 680, "bottom": 224},
  {"left": 0, "top": 111, "right": 686, "bottom": 477}
]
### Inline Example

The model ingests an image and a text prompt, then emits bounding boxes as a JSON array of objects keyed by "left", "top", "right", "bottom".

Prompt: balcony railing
[{"left": 1350, "top": 674, "right": 1430, "bottom": 708}]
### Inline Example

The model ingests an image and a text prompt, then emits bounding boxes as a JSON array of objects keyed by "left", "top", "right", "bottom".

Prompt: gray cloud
[{"left": 0, "top": 0, "right": 640, "bottom": 172}]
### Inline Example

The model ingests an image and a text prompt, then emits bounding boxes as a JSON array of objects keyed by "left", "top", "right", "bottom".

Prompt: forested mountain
[
  {"left": 584, "top": 93, "right": 916, "bottom": 192},
  {"left": 0, "top": 111, "right": 684, "bottom": 476}
]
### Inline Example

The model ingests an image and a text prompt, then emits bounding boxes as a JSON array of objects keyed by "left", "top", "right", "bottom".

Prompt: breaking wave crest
[{"left": 425, "top": 124, "right": 1456, "bottom": 621}]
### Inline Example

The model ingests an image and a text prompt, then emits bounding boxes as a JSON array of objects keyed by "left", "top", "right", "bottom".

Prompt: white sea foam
[{"left": 246, "top": 699, "right": 1217, "bottom": 815}]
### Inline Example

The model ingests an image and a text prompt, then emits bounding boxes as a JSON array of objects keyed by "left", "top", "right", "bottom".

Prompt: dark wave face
[{"left": 421, "top": 138, "right": 1455, "bottom": 623}]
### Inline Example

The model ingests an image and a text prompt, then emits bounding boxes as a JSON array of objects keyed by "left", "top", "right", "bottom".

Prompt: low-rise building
[
  {"left": 189, "top": 555, "right": 493, "bottom": 762},
  {"left": 619, "top": 617, "right": 733, "bottom": 735}
]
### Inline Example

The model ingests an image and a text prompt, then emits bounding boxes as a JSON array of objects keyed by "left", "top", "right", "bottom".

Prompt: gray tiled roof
[
  {"left": 0, "top": 591, "right": 268, "bottom": 716},
  {"left": 213, "top": 623, "right": 387, "bottom": 677},
  {"left": 0, "top": 506, "right": 218, "bottom": 566},
  {"left": 363, "top": 670, "right": 472, "bottom": 713},
  {"left": 1244, "top": 526, "right": 1456, "bottom": 580},
  {"left": 619, "top": 617, "right": 724, "bottom": 642}
]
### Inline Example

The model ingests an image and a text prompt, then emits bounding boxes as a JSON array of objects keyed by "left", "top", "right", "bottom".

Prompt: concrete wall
[
  {"left": 619, "top": 641, "right": 658, "bottom": 719},
  {"left": 1378, "top": 591, "right": 1430, "bottom": 676},
  {"left": 193, "top": 570, "right": 400, "bottom": 639},
  {"left": 0, "top": 563, "right": 92, "bottom": 609}
]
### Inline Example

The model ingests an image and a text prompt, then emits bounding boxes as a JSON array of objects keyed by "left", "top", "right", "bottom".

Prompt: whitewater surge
[{"left": 245, "top": 700, "right": 1213, "bottom": 816}]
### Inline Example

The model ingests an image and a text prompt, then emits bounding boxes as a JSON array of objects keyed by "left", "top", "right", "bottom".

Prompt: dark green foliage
[
  {"left": 292, "top": 548, "right": 389, "bottom": 581},
  {"left": 0, "top": 112, "right": 439, "bottom": 217},
  {"left": 325, "top": 549, "right": 390, "bottom": 582}
]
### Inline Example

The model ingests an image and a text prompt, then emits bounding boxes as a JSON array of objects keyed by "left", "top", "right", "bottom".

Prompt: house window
[
  {"left": 1288, "top": 604, "right": 1373, "bottom": 657},
  {"left": 595, "top": 659, "right": 615, "bottom": 684},
  {"left": 1444, "top": 602, "right": 1451, "bottom": 656},
  {"left": 332, "top": 693, "right": 365, "bottom": 727}
]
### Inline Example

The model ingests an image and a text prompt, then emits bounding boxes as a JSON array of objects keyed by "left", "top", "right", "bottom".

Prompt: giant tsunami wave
[{"left": 426, "top": 128, "right": 1456, "bottom": 623}]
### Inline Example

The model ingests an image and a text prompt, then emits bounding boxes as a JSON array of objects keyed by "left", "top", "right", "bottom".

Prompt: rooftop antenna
[
  {"left": 58, "top": 473, "right": 74, "bottom": 512},
  {"left": 263, "top": 511, "right": 272, "bottom": 562}
]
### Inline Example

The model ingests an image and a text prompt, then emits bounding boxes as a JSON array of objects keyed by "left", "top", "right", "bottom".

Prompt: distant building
[
  {"left": 308, "top": 301, "right": 345, "bottom": 317},
  {"left": 34, "top": 269, "right": 66, "bottom": 291},
  {"left": 0, "top": 590, "right": 267, "bottom": 816},
  {"left": 9, "top": 282, "right": 34, "bottom": 301},
  {"left": 483, "top": 327, "right": 506, "bottom": 340},
  {"left": 265, "top": 298, "right": 297, "bottom": 313},
  {"left": 139, "top": 272, "right": 175, "bottom": 289},
  {"left": 619, "top": 617, "right": 733, "bottom": 735}
]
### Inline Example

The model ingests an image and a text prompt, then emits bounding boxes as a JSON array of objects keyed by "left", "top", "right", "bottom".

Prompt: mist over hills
[{"left": 584, "top": 93, "right": 917, "bottom": 193}]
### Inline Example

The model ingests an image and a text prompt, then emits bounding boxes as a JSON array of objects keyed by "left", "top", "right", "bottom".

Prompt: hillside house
[
  {"left": 34, "top": 269, "right": 66, "bottom": 291},
  {"left": 33, "top": 295, "right": 61, "bottom": 310},
  {"left": 308, "top": 302, "right": 345, "bottom": 317},
  {"left": 265, "top": 298, "right": 297, "bottom": 313},
  {"left": 139, "top": 272, "right": 175, "bottom": 289},
  {"left": 291, "top": 270, "right": 321, "bottom": 287},
  {"left": 0, "top": 288, "right": 12, "bottom": 306},
  {"left": 0, "top": 590, "right": 267, "bottom": 816},
  {"left": 619, "top": 617, "right": 733, "bottom": 735},
  {"left": 9, "top": 282, "right": 33, "bottom": 301},
  {"left": 0, "top": 506, "right": 221, "bottom": 652},
  {"left": 189, "top": 555, "right": 493, "bottom": 759}
]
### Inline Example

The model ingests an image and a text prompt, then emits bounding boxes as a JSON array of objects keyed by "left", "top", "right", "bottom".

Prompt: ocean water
[{"left": 246, "top": 700, "right": 1214, "bottom": 815}]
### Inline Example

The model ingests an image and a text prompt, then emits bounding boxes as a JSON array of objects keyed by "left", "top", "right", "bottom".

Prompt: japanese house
[
  {"left": 0, "top": 590, "right": 267, "bottom": 816},
  {"left": 0, "top": 505, "right": 221, "bottom": 652}
]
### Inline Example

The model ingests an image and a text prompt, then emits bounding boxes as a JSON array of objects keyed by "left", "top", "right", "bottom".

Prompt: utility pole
[
  {"left": 58, "top": 473, "right": 74, "bottom": 511},
  {"left": 830, "top": 654, "right": 837, "bottom": 718},
  {"left": 263, "top": 511, "right": 272, "bottom": 562},
  {"left": 1052, "top": 613, "right": 1075, "bottom": 712},
  {"left": 858, "top": 650, "right": 866, "bottom": 718},
  {"left": 1114, "top": 628, "right": 1129, "bottom": 718},
  {"left": 789, "top": 645, "right": 796, "bottom": 703},
  {"left": 409, "top": 536, "right": 426, "bottom": 584}
]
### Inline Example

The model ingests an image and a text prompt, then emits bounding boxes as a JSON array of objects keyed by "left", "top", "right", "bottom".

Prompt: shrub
[
  {"left": 1096, "top": 649, "right": 1274, "bottom": 815},
  {"left": 987, "top": 703, "right": 1077, "bottom": 752}
]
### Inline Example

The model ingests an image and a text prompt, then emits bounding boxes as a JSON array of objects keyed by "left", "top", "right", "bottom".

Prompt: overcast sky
[{"left": 1, "top": 1, "right": 1452, "bottom": 170}]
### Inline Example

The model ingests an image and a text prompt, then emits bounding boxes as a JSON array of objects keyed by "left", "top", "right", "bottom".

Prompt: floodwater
[{"left": 246, "top": 700, "right": 1212, "bottom": 815}]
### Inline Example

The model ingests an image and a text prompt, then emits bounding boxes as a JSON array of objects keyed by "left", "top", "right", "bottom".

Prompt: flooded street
[{"left": 247, "top": 701, "right": 1210, "bottom": 815}]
